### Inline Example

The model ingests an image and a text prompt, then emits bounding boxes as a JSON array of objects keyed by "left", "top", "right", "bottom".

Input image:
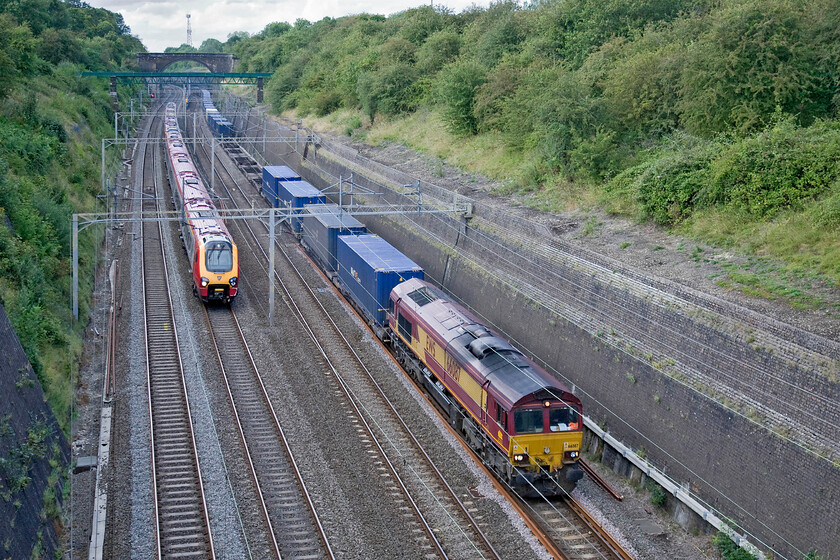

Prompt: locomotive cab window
[
  {"left": 398, "top": 312, "right": 413, "bottom": 342},
  {"left": 514, "top": 408, "right": 544, "bottom": 434},
  {"left": 549, "top": 406, "right": 580, "bottom": 432},
  {"left": 206, "top": 241, "right": 233, "bottom": 273}
]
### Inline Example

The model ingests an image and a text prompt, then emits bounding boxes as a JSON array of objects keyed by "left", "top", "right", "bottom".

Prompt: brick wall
[{"left": 239, "top": 112, "right": 840, "bottom": 559}]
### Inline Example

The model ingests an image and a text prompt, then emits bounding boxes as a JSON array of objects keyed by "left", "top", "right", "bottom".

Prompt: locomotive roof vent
[
  {"left": 461, "top": 324, "right": 491, "bottom": 339},
  {"left": 468, "top": 336, "right": 516, "bottom": 359},
  {"left": 407, "top": 286, "right": 438, "bottom": 306}
]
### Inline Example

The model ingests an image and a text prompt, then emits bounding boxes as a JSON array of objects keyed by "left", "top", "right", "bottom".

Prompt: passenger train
[
  {"left": 199, "top": 99, "right": 582, "bottom": 496},
  {"left": 163, "top": 102, "right": 239, "bottom": 302}
]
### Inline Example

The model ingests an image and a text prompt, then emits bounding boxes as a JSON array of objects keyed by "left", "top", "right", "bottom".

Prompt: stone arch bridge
[{"left": 137, "top": 52, "right": 238, "bottom": 73}]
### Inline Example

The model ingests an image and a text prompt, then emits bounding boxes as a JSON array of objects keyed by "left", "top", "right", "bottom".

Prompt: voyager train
[{"left": 164, "top": 102, "right": 239, "bottom": 302}]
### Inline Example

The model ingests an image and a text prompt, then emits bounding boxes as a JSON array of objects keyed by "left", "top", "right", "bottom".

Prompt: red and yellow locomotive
[
  {"left": 163, "top": 103, "right": 239, "bottom": 302},
  {"left": 389, "top": 278, "right": 583, "bottom": 496}
]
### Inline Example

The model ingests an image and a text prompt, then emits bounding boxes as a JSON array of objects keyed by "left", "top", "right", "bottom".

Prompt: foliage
[
  {"left": 0, "top": 419, "right": 50, "bottom": 499},
  {"left": 434, "top": 60, "right": 485, "bottom": 135},
  {"left": 201, "top": 0, "right": 840, "bottom": 287},
  {"left": 0, "top": 0, "right": 142, "bottom": 436},
  {"left": 614, "top": 119, "right": 840, "bottom": 225},
  {"left": 358, "top": 64, "right": 419, "bottom": 120},
  {"left": 712, "top": 532, "right": 757, "bottom": 560},
  {"left": 676, "top": 0, "right": 827, "bottom": 136}
]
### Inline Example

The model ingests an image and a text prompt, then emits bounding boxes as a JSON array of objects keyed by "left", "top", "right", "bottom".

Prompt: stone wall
[{"left": 233, "top": 107, "right": 840, "bottom": 559}]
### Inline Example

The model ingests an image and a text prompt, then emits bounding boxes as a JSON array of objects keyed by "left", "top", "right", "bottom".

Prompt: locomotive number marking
[
  {"left": 424, "top": 333, "right": 437, "bottom": 361},
  {"left": 445, "top": 353, "right": 460, "bottom": 383}
]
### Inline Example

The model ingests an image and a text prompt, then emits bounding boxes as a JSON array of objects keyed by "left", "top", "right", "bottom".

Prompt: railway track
[
  {"left": 190, "top": 99, "right": 632, "bottom": 559},
  {"left": 518, "top": 496, "right": 631, "bottom": 560},
  {"left": 203, "top": 304, "right": 332, "bottom": 560},
  {"left": 189, "top": 119, "right": 501, "bottom": 560},
  {"left": 141, "top": 107, "right": 215, "bottom": 559}
]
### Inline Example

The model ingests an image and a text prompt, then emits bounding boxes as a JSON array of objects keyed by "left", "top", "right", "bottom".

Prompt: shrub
[
  {"left": 649, "top": 485, "right": 667, "bottom": 507},
  {"left": 634, "top": 143, "right": 721, "bottom": 225},
  {"left": 313, "top": 90, "right": 343, "bottom": 116},
  {"left": 712, "top": 532, "right": 757, "bottom": 560},
  {"left": 416, "top": 29, "right": 461, "bottom": 74},
  {"left": 357, "top": 63, "right": 419, "bottom": 119},
  {"left": 709, "top": 119, "right": 840, "bottom": 218},
  {"left": 434, "top": 59, "right": 485, "bottom": 135}
]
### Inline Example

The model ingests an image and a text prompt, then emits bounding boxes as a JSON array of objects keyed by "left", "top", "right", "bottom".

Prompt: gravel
[{"left": 70, "top": 105, "right": 740, "bottom": 560}]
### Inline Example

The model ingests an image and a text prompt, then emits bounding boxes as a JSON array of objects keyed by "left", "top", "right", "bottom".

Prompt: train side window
[{"left": 398, "top": 313, "right": 413, "bottom": 342}]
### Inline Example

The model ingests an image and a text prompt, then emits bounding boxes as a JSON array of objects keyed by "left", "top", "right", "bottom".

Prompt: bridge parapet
[{"left": 137, "top": 53, "right": 238, "bottom": 73}]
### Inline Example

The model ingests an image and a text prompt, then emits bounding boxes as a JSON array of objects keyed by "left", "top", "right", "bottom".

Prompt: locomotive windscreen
[{"left": 206, "top": 241, "right": 233, "bottom": 272}]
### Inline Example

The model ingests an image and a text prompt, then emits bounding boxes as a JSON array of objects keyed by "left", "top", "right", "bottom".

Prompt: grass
[
  {"left": 293, "top": 104, "right": 839, "bottom": 310},
  {"left": 679, "top": 205, "right": 840, "bottom": 289}
]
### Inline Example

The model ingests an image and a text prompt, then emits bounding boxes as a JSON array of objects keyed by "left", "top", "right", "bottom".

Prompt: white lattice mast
[{"left": 186, "top": 13, "right": 192, "bottom": 47}]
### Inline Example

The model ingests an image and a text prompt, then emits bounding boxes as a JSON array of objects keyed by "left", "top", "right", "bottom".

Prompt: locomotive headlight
[
  {"left": 513, "top": 453, "right": 529, "bottom": 463},
  {"left": 229, "top": 276, "right": 238, "bottom": 287},
  {"left": 564, "top": 451, "right": 580, "bottom": 460},
  {"left": 200, "top": 277, "right": 209, "bottom": 287}
]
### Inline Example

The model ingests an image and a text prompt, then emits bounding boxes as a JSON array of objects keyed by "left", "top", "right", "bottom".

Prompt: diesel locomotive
[
  {"left": 287, "top": 185, "right": 585, "bottom": 497},
  {"left": 388, "top": 278, "right": 584, "bottom": 496},
  {"left": 164, "top": 102, "right": 239, "bottom": 302}
]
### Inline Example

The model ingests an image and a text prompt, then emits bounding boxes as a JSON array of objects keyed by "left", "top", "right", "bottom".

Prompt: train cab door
[
  {"left": 480, "top": 381, "right": 490, "bottom": 426},
  {"left": 489, "top": 398, "right": 508, "bottom": 448}
]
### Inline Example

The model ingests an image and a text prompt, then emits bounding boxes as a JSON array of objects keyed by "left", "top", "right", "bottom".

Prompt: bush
[
  {"left": 709, "top": 119, "right": 840, "bottom": 218},
  {"left": 357, "top": 63, "right": 419, "bottom": 119},
  {"left": 434, "top": 59, "right": 485, "bottom": 135},
  {"left": 313, "top": 90, "right": 342, "bottom": 116},
  {"left": 649, "top": 485, "right": 667, "bottom": 507},
  {"left": 634, "top": 142, "right": 721, "bottom": 225},
  {"left": 416, "top": 29, "right": 461, "bottom": 74},
  {"left": 712, "top": 532, "right": 757, "bottom": 560}
]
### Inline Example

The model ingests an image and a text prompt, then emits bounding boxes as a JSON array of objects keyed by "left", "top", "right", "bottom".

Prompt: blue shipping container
[
  {"left": 300, "top": 204, "right": 366, "bottom": 274},
  {"left": 337, "top": 234, "right": 424, "bottom": 326},
  {"left": 277, "top": 181, "right": 325, "bottom": 232},
  {"left": 262, "top": 165, "right": 301, "bottom": 208},
  {"left": 262, "top": 166, "right": 302, "bottom": 207}
]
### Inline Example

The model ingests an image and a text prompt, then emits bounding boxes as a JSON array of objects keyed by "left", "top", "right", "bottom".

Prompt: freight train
[
  {"left": 201, "top": 90, "right": 234, "bottom": 138},
  {"left": 198, "top": 110, "right": 583, "bottom": 494},
  {"left": 260, "top": 166, "right": 584, "bottom": 497},
  {"left": 163, "top": 102, "right": 239, "bottom": 302}
]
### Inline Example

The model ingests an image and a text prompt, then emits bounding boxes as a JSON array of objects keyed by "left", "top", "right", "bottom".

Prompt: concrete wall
[{"left": 233, "top": 108, "right": 840, "bottom": 559}]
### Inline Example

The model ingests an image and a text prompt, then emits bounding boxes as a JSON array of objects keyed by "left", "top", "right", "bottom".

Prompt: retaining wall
[{"left": 229, "top": 103, "right": 840, "bottom": 559}]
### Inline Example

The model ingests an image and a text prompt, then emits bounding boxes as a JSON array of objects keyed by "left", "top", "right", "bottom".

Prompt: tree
[{"left": 198, "top": 38, "right": 223, "bottom": 52}]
